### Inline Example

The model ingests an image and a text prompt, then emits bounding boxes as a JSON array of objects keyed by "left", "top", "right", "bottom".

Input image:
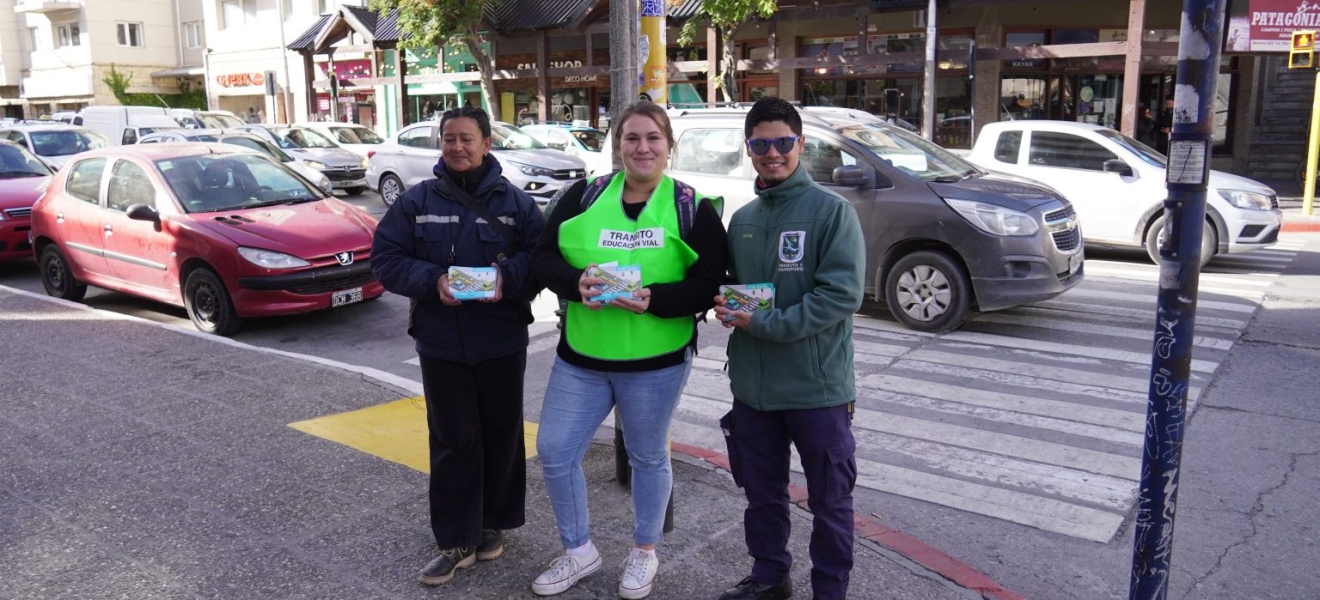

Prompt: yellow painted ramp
[{"left": 289, "top": 396, "right": 539, "bottom": 473}]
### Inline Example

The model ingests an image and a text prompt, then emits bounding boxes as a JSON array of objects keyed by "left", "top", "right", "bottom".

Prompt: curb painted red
[
  {"left": 671, "top": 441, "right": 1030, "bottom": 600},
  {"left": 1281, "top": 220, "right": 1320, "bottom": 233}
]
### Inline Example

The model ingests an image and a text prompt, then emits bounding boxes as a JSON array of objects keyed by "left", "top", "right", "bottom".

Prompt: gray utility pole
[
  {"left": 1128, "top": 1, "right": 1227, "bottom": 599},
  {"left": 608, "top": 0, "right": 639, "bottom": 169},
  {"left": 922, "top": 0, "right": 938, "bottom": 140}
]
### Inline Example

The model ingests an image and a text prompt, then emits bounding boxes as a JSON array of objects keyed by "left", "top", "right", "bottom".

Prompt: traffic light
[{"left": 1290, "top": 30, "right": 1315, "bottom": 69}]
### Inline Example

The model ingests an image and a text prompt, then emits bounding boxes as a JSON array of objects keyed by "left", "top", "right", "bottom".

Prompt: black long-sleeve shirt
[{"left": 532, "top": 178, "right": 729, "bottom": 372}]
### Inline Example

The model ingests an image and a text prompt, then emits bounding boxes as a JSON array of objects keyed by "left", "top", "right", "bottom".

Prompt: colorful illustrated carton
[
  {"left": 448, "top": 266, "right": 497, "bottom": 300},
  {"left": 721, "top": 283, "right": 775, "bottom": 313},
  {"left": 589, "top": 263, "right": 641, "bottom": 302}
]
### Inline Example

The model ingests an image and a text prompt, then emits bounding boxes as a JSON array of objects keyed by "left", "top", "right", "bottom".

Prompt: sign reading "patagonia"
[{"left": 1226, "top": 0, "right": 1320, "bottom": 52}]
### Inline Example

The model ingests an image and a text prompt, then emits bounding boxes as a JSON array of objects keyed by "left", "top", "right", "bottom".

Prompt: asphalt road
[{"left": 3, "top": 188, "right": 1317, "bottom": 599}]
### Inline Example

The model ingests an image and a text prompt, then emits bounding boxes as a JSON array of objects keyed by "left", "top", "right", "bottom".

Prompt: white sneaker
[
  {"left": 531, "top": 546, "right": 602, "bottom": 596},
  {"left": 618, "top": 548, "right": 659, "bottom": 599}
]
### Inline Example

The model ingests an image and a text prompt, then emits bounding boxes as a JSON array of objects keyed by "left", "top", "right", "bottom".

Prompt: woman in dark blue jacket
[{"left": 370, "top": 106, "right": 546, "bottom": 587}]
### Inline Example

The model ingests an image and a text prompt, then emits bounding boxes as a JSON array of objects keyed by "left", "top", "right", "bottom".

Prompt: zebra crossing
[{"left": 666, "top": 239, "right": 1308, "bottom": 544}]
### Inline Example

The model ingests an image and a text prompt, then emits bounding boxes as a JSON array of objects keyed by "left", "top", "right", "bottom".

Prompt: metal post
[
  {"left": 1303, "top": 71, "right": 1320, "bottom": 216},
  {"left": 922, "top": 0, "right": 938, "bottom": 140},
  {"left": 1128, "top": 1, "right": 1226, "bottom": 599}
]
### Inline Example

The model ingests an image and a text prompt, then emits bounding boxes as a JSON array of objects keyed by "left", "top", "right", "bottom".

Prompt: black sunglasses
[{"left": 747, "top": 136, "right": 800, "bottom": 156}]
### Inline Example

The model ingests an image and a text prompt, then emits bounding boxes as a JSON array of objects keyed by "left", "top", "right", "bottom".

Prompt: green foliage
[
  {"left": 101, "top": 64, "right": 207, "bottom": 109},
  {"left": 370, "top": 0, "right": 487, "bottom": 52},
  {"left": 675, "top": 0, "right": 777, "bottom": 47}
]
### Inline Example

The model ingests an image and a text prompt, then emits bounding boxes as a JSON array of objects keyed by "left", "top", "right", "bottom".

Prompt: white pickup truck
[{"left": 961, "top": 120, "right": 1282, "bottom": 266}]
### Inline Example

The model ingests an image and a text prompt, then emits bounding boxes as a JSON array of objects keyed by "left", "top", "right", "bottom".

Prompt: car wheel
[
  {"left": 183, "top": 268, "right": 242, "bottom": 336},
  {"left": 1145, "top": 215, "right": 1214, "bottom": 268},
  {"left": 39, "top": 245, "right": 87, "bottom": 302},
  {"left": 379, "top": 174, "right": 403, "bottom": 206},
  {"left": 345, "top": 186, "right": 366, "bottom": 196},
  {"left": 884, "top": 250, "right": 971, "bottom": 333}
]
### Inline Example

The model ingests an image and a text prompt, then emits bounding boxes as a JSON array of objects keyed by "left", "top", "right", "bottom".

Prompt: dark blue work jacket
[{"left": 370, "top": 155, "right": 546, "bottom": 365}]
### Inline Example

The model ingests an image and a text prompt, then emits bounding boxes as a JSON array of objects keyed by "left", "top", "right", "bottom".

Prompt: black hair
[
  {"left": 745, "top": 97, "right": 802, "bottom": 138},
  {"left": 440, "top": 106, "right": 492, "bottom": 138}
]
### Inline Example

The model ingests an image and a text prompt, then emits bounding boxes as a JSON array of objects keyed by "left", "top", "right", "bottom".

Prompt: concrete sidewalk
[
  {"left": 1279, "top": 197, "right": 1320, "bottom": 233},
  {"left": 0, "top": 287, "right": 989, "bottom": 600}
]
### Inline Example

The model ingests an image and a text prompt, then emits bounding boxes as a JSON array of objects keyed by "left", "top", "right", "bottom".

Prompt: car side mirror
[
  {"left": 126, "top": 204, "right": 160, "bottom": 224},
  {"left": 1103, "top": 159, "right": 1134, "bottom": 177},
  {"left": 833, "top": 165, "right": 875, "bottom": 188}
]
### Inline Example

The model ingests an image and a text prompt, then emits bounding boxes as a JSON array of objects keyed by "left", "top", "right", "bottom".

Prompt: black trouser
[
  {"left": 726, "top": 400, "right": 856, "bottom": 600},
  {"left": 419, "top": 351, "right": 527, "bottom": 549}
]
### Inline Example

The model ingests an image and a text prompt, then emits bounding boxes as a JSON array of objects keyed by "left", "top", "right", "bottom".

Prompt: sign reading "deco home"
[{"left": 216, "top": 72, "right": 266, "bottom": 88}]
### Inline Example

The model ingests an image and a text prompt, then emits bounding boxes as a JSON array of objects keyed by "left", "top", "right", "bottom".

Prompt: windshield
[
  {"left": 183, "top": 134, "right": 220, "bottom": 142},
  {"left": 1096, "top": 129, "right": 1166, "bottom": 167},
  {"left": 29, "top": 129, "right": 110, "bottom": 157},
  {"left": 199, "top": 113, "right": 245, "bottom": 128},
  {"left": 220, "top": 136, "right": 294, "bottom": 162},
  {"left": 158, "top": 153, "right": 325, "bottom": 213},
  {"left": 835, "top": 122, "right": 978, "bottom": 181},
  {"left": 271, "top": 127, "right": 339, "bottom": 149},
  {"left": 138, "top": 126, "right": 181, "bottom": 136},
  {"left": 491, "top": 123, "right": 548, "bottom": 150},
  {"left": 572, "top": 129, "right": 606, "bottom": 152},
  {"left": 328, "top": 126, "right": 384, "bottom": 145},
  {"left": 0, "top": 143, "right": 52, "bottom": 177}
]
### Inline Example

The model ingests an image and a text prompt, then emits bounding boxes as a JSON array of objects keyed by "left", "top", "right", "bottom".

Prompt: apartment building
[
  {"left": 10, "top": 0, "right": 203, "bottom": 117},
  {"left": 204, "top": 0, "right": 353, "bottom": 123}
]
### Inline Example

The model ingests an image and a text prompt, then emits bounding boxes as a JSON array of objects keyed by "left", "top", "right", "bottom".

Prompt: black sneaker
[
  {"left": 718, "top": 575, "right": 794, "bottom": 600},
  {"left": 477, "top": 529, "right": 504, "bottom": 561},
  {"left": 419, "top": 546, "right": 476, "bottom": 586}
]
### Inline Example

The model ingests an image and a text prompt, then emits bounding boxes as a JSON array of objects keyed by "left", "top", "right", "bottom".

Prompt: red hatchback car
[
  {"left": 0, "top": 140, "right": 53, "bottom": 261},
  {"left": 29, "top": 143, "right": 384, "bottom": 335}
]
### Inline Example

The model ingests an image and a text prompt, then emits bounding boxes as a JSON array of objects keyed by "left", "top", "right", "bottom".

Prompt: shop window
[
  {"left": 116, "top": 22, "right": 143, "bottom": 47},
  {"left": 1028, "top": 131, "right": 1118, "bottom": 171},
  {"left": 673, "top": 129, "right": 743, "bottom": 176},
  {"left": 993, "top": 131, "right": 1022, "bottom": 164},
  {"left": 802, "top": 136, "right": 859, "bottom": 185},
  {"left": 56, "top": 23, "right": 79, "bottom": 48}
]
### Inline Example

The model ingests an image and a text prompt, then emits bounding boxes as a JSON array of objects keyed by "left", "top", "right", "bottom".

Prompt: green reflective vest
[{"left": 558, "top": 173, "right": 698, "bottom": 361}]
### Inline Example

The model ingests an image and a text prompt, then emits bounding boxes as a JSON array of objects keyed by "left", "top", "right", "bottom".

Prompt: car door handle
[
  {"left": 56, "top": 211, "right": 64, "bottom": 223},
  {"left": 104, "top": 224, "right": 113, "bottom": 233}
]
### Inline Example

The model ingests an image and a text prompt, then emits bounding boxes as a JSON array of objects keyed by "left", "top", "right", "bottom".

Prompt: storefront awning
[
  {"left": 485, "top": 0, "right": 595, "bottom": 32},
  {"left": 151, "top": 66, "right": 205, "bottom": 78}
]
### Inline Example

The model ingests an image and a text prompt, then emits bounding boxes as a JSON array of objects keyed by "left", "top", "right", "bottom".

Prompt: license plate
[
  {"left": 333, "top": 179, "right": 366, "bottom": 188},
  {"left": 331, "top": 287, "right": 363, "bottom": 307},
  {"left": 1068, "top": 252, "right": 1084, "bottom": 274}
]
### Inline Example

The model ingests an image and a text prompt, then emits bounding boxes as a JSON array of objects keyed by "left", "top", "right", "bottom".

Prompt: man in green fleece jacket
[{"left": 712, "top": 98, "right": 866, "bottom": 600}]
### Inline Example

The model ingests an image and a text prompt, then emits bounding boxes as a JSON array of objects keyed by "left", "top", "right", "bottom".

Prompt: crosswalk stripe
[
  {"left": 891, "top": 355, "right": 1151, "bottom": 404},
  {"left": 941, "top": 331, "right": 1219, "bottom": 373},
  {"left": 853, "top": 315, "right": 936, "bottom": 337},
  {"left": 841, "top": 455, "right": 1123, "bottom": 543},
  {"left": 852, "top": 429, "right": 1137, "bottom": 511},
  {"left": 1056, "top": 287, "right": 1259, "bottom": 314},
  {"left": 1085, "top": 264, "right": 1276, "bottom": 287},
  {"left": 854, "top": 352, "right": 897, "bottom": 366},
  {"left": 1212, "top": 253, "right": 1294, "bottom": 264},
  {"left": 851, "top": 408, "right": 1142, "bottom": 480},
  {"left": 974, "top": 312, "right": 1237, "bottom": 351},
  {"left": 854, "top": 339, "right": 912, "bottom": 357},
  {"left": 693, "top": 356, "right": 725, "bottom": 371},
  {"left": 1028, "top": 300, "right": 1248, "bottom": 330},
  {"left": 1085, "top": 267, "right": 1275, "bottom": 293},
  {"left": 859, "top": 374, "right": 1144, "bottom": 432},
  {"left": 858, "top": 387, "right": 1143, "bottom": 446}
]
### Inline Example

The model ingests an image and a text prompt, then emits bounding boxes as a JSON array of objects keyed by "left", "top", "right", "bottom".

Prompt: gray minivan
[{"left": 611, "top": 106, "right": 1084, "bottom": 332}]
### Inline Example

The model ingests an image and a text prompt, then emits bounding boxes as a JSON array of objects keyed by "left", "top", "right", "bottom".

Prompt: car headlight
[
  {"left": 304, "top": 160, "right": 327, "bottom": 170},
  {"left": 1218, "top": 189, "right": 1272, "bottom": 211},
  {"left": 512, "top": 161, "right": 555, "bottom": 178},
  {"left": 944, "top": 198, "right": 1040, "bottom": 236},
  {"left": 315, "top": 173, "right": 332, "bottom": 193},
  {"left": 359, "top": 157, "right": 369, "bottom": 169},
  {"left": 238, "top": 247, "right": 311, "bottom": 268}
]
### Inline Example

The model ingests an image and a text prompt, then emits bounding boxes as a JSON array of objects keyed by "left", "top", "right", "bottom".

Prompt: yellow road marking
[{"left": 288, "top": 396, "right": 539, "bottom": 473}]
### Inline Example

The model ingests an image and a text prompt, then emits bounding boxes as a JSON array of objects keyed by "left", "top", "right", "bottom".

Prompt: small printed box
[
  {"left": 721, "top": 283, "right": 775, "bottom": 313},
  {"left": 448, "top": 266, "right": 497, "bottom": 300},
  {"left": 589, "top": 264, "right": 641, "bottom": 302}
]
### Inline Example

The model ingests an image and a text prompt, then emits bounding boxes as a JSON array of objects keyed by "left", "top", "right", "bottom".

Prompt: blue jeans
[{"left": 537, "top": 354, "right": 692, "bottom": 548}]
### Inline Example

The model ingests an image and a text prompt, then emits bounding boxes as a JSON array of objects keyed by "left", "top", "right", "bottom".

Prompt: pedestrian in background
[
  {"left": 529, "top": 101, "right": 728, "bottom": 599},
  {"left": 1157, "top": 95, "right": 1174, "bottom": 154},
  {"left": 369, "top": 106, "right": 546, "bottom": 587},
  {"left": 1137, "top": 104, "right": 1156, "bottom": 147},
  {"left": 712, "top": 97, "right": 865, "bottom": 600}
]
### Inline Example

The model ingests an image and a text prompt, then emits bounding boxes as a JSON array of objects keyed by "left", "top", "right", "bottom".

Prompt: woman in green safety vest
[{"left": 530, "top": 102, "right": 728, "bottom": 599}]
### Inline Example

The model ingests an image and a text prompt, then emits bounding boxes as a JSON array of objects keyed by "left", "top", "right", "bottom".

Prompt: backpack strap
[
  {"left": 672, "top": 180, "right": 697, "bottom": 242},
  {"left": 579, "top": 171, "right": 616, "bottom": 212}
]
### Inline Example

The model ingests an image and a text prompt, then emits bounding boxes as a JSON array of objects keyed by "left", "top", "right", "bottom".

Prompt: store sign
[
  {"left": 516, "top": 60, "right": 585, "bottom": 70},
  {"left": 565, "top": 75, "right": 599, "bottom": 83},
  {"left": 216, "top": 72, "right": 265, "bottom": 88},
  {"left": 1226, "top": 0, "right": 1320, "bottom": 52}
]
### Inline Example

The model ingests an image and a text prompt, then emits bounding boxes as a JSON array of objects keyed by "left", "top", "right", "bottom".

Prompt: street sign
[{"left": 1289, "top": 30, "right": 1315, "bottom": 69}]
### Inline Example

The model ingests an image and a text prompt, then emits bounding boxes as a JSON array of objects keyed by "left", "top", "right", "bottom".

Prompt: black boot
[
  {"left": 477, "top": 529, "right": 504, "bottom": 561},
  {"left": 718, "top": 575, "right": 794, "bottom": 600},
  {"left": 419, "top": 546, "right": 476, "bottom": 585}
]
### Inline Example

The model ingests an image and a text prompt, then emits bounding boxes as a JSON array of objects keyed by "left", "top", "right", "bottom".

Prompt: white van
[{"left": 74, "top": 106, "right": 182, "bottom": 145}]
